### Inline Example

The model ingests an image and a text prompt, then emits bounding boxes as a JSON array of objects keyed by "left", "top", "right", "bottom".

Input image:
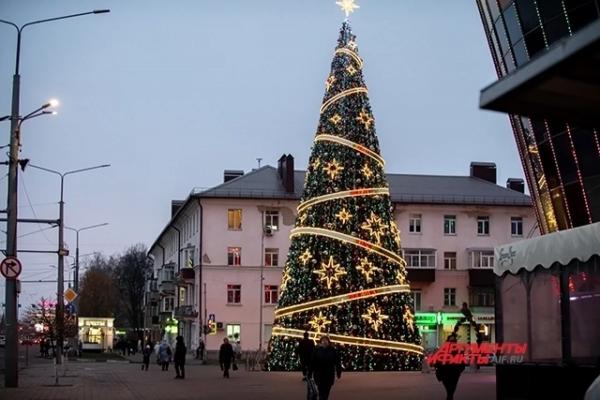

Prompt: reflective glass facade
[{"left": 476, "top": 0, "right": 600, "bottom": 233}]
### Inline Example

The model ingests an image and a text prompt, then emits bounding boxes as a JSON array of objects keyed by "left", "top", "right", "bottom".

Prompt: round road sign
[{"left": 0, "top": 256, "right": 22, "bottom": 279}]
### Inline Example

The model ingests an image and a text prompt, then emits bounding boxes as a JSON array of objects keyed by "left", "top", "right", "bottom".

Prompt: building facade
[
  {"left": 145, "top": 157, "right": 536, "bottom": 352},
  {"left": 476, "top": 0, "right": 600, "bottom": 233}
]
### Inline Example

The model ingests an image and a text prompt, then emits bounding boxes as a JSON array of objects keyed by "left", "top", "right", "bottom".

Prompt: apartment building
[{"left": 145, "top": 156, "right": 536, "bottom": 351}]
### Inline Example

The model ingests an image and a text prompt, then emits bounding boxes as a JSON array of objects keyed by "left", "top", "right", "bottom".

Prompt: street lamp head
[
  {"left": 44, "top": 98, "right": 59, "bottom": 109},
  {"left": 93, "top": 9, "right": 110, "bottom": 14}
]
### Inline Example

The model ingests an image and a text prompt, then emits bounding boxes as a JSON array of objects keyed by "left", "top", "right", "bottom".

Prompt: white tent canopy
[{"left": 494, "top": 222, "right": 600, "bottom": 276}]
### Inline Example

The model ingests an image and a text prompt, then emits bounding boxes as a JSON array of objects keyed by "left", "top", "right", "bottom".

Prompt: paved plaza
[{"left": 0, "top": 354, "right": 495, "bottom": 400}]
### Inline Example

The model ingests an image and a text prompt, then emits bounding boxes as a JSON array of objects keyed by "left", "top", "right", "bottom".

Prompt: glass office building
[{"left": 476, "top": 0, "right": 600, "bottom": 234}]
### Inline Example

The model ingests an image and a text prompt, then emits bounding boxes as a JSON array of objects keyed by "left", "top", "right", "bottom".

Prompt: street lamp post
[
  {"left": 0, "top": 9, "right": 110, "bottom": 388},
  {"left": 28, "top": 164, "right": 110, "bottom": 366},
  {"left": 65, "top": 223, "right": 108, "bottom": 293}
]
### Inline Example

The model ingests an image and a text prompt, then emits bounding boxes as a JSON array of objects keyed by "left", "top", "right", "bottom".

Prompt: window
[
  {"left": 409, "top": 214, "right": 422, "bottom": 233},
  {"left": 264, "top": 210, "right": 280, "bottom": 231},
  {"left": 227, "top": 247, "right": 241, "bottom": 266},
  {"left": 178, "top": 287, "right": 186, "bottom": 306},
  {"left": 264, "top": 285, "right": 279, "bottom": 304},
  {"left": 410, "top": 290, "right": 422, "bottom": 311},
  {"left": 444, "top": 215, "right": 456, "bottom": 235},
  {"left": 471, "top": 250, "right": 495, "bottom": 268},
  {"left": 511, "top": 217, "right": 523, "bottom": 236},
  {"left": 444, "top": 252, "right": 457, "bottom": 270},
  {"left": 404, "top": 249, "right": 436, "bottom": 268},
  {"left": 227, "top": 285, "right": 241, "bottom": 304},
  {"left": 471, "top": 290, "right": 495, "bottom": 307},
  {"left": 162, "top": 297, "right": 174, "bottom": 312},
  {"left": 444, "top": 288, "right": 456, "bottom": 307},
  {"left": 227, "top": 324, "right": 241, "bottom": 341},
  {"left": 184, "top": 248, "right": 195, "bottom": 268},
  {"left": 477, "top": 216, "right": 490, "bottom": 235},
  {"left": 264, "top": 248, "right": 279, "bottom": 267},
  {"left": 228, "top": 209, "right": 242, "bottom": 230}
]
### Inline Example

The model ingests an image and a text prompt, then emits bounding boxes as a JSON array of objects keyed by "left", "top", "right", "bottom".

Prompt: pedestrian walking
[
  {"left": 174, "top": 336, "right": 187, "bottom": 379},
  {"left": 39, "top": 338, "right": 45, "bottom": 358},
  {"left": 296, "top": 331, "right": 315, "bottom": 381},
  {"left": 158, "top": 340, "right": 172, "bottom": 371},
  {"left": 142, "top": 345, "right": 152, "bottom": 371},
  {"left": 219, "top": 337, "right": 235, "bottom": 378},
  {"left": 196, "top": 339, "right": 205, "bottom": 360},
  {"left": 309, "top": 335, "right": 342, "bottom": 400},
  {"left": 435, "top": 334, "right": 466, "bottom": 400}
]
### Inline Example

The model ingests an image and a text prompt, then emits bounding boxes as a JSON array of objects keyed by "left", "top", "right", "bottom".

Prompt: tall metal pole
[
  {"left": 74, "top": 231, "right": 80, "bottom": 292},
  {"left": 56, "top": 176, "right": 65, "bottom": 365},
  {"left": 1, "top": 10, "right": 110, "bottom": 387}
]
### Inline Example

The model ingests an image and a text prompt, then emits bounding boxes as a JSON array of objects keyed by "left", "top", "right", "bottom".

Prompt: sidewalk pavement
[{"left": 0, "top": 358, "right": 496, "bottom": 400}]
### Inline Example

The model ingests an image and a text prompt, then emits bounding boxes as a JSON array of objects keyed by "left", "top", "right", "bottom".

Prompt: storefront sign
[{"left": 415, "top": 313, "right": 438, "bottom": 326}]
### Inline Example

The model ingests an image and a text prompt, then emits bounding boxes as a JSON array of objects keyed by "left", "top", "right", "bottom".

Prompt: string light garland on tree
[{"left": 267, "top": 0, "right": 422, "bottom": 372}]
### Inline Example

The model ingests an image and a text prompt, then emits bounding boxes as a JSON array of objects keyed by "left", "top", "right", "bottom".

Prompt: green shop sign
[
  {"left": 441, "top": 313, "right": 465, "bottom": 325},
  {"left": 415, "top": 313, "right": 438, "bottom": 326}
]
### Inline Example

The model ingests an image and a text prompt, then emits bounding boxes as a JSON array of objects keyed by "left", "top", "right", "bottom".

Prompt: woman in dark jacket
[
  {"left": 174, "top": 336, "right": 187, "bottom": 379},
  {"left": 219, "top": 337, "right": 235, "bottom": 378},
  {"left": 309, "top": 336, "right": 342, "bottom": 400},
  {"left": 435, "top": 334, "right": 466, "bottom": 400}
]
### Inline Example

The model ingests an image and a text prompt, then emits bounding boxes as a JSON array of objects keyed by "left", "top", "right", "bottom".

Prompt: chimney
[
  {"left": 277, "top": 154, "right": 295, "bottom": 193},
  {"left": 171, "top": 200, "right": 185, "bottom": 217},
  {"left": 224, "top": 170, "right": 244, "bottom": 183},
  {"left": 506, "top": 178, "right": 525, "bottom": 193},
  {"left": 470, "top": 162, "right": 497, "bottom": 184}
]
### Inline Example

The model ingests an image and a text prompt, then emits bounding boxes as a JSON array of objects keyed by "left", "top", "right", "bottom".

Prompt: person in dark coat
[
  {"left": 435, "top": 334, "right": 466, "bottom": 400},
  {"left": 174, "top": 336, "right": 187, "bottom": 379},
  {"left": 309, "top": 336, "right": 342, "bottom": 400},
  {"left": 142, "top": 345, "right": 152, "bottom": 371},
  {"left": 196, "top": 339, "right": 205, "bottom": 360},
  {"left": 296, "top": 331, "right": 315, "bottom": 381},
  {"left": 219, "top": 337, "right": 234, "bottom": 378}
]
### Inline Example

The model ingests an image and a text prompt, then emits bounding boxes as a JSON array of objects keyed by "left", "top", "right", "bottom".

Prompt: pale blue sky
[{"left": 0, "top": 1, "right": 519, "bottom": 305}]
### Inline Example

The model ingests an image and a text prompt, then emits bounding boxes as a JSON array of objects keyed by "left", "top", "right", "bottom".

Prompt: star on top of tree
[
  {"left": 336, "top": 0, "right": 360, "bottom": 17},
  {"left": 362, "top": 303, "right": 389, "bottom": 332},
  {"left": 313, "top": 256, "right": 347, "bottom": 289}
]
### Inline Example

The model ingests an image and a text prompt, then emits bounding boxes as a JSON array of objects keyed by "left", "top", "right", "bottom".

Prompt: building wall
[
  {"left": 195, "top": 199, "right": 536, "bottom": 351},
  {"left": 476, "top": 0, "right": 600, "bottom": 232}
]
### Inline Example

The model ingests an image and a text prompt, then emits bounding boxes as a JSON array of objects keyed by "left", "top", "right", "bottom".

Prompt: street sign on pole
[
  {"left": 64, "top": 287, "right": 78, "bottom": 303},
  {"left": 0, "top": 257, "right": 22, "bottom": 279}
]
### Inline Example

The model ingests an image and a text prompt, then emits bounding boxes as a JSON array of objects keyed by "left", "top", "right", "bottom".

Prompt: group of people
[{"left": 141, "top": 336, "right": 187, "bottom": 379}]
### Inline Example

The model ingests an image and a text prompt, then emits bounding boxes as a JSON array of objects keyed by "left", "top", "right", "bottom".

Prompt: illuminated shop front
[
  {"left": 415, "top": 312, "right": 495, "bottom": 349},
  {"left": 79, "top": 317, "right": 115, "bottom": 352}
]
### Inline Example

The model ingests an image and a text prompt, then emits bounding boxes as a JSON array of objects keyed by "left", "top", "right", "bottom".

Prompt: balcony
[
  {"left": 406, "top": 268, "right": 436, "bottom": 282},
  {"left": 174, "top": 305, "right": 198, "bottom": 320},
  {"left": 175, "top": 268, "right": 195, "bottom": 284},
  {"left": 468, "top": 269, "right": 495, "bottom": 287},
  {"left": 158, "top": 281, "right": 175, "bottom": 295}
]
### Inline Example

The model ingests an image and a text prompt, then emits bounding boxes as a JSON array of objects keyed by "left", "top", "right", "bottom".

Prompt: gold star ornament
[
  {"left": 299, "top": 249, "right": 312, "bottom": 265},
  {"left": 323, "top": 159, "right": 344, "bottom": 179},
  {"left": 403, "top": 306, "right": 415, "bottom": 332},
  {"left": 361, "top": 163, "right": 373, "bottom": 179},
  {"left": 336, "top": 0, "right": 360, "bottom": 17},
  {"left": 329, "top": 114, "right": 342, "bottom": 125},
  {"left": 336, "top": 207, "right": 352, "bottom": 224},
  {"left": 311, "top": 158, "right": 321, "bottom": 170},
  {"left": 313, "top": 256, "right": 347, "bottom": 289},
  {"left": 361, "top": 212, "right": 387, "bottom": 245},
  {"left": 356, "top": 110, "right": 374, "bottom": 129},
  {"left": 362, "top": 303, "right": 389, "bottom": 332},
  {"left": 390, "top": 221, "right": 402, "bottom": 247},
  {"left": 280, "top": 269, "right": 291, "bottom": 290},
  {"left": 309, "top": 311, "right": 332, "bottom": 335},
  {"left": 325, "top": 74, "right": 336, "bottom": 91},
  {"left": 356, "top": 257, "right": 381, "bottom": 283},
  {"left": 346, "top": 65, "right": 357, "bottom": 75}
]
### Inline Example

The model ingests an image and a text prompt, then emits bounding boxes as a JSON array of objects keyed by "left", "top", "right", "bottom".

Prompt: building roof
[
  {"left": 195, "top": 165, "right": 531, "bottom": 206},
  {"left": 149, "top": 165, "right": 531, "bottom": 254}
]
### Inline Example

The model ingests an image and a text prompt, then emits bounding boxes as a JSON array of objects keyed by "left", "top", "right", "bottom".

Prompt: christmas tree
[{"left": 267, "top": 5, "right": 423, "bottom": 372}]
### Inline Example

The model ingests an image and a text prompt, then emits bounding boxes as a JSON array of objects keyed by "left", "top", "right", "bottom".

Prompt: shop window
[{"left": 227, "top": 324, "right": 241, "bottom": 342}]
